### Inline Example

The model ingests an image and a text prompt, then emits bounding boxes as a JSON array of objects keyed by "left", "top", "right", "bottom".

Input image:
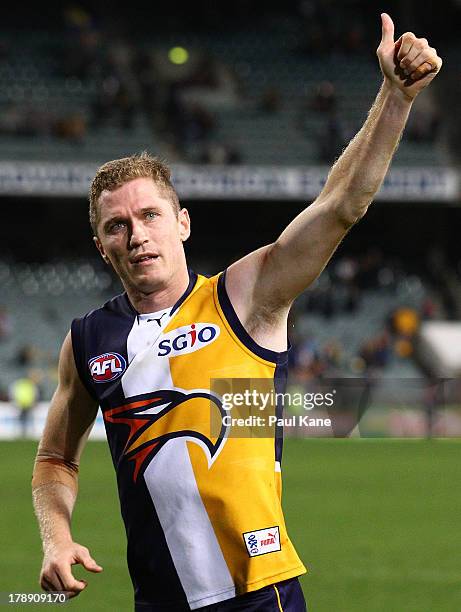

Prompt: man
[
  {"left": 32, "top": 14, "right": 441, "bottom": 611},
  {"left": 10, "top": 374, "right": 39, "bottom": 438}
]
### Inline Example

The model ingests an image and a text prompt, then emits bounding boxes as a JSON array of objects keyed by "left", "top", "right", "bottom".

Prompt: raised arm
[
  {"left": 226, "top": 14, "right": 442, "bottom": 340},
  {"left": 32, "top": 332, "right": 102, "bottom": 598}
]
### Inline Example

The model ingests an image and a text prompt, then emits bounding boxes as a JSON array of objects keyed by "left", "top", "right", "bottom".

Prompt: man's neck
[{"left": 125, "top": 266, "right": 191, "bottom": 314}]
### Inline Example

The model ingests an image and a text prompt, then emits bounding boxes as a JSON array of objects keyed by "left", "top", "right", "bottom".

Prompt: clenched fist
[{"left": 377, "top": 13, "right": 442, "bottom": 100}]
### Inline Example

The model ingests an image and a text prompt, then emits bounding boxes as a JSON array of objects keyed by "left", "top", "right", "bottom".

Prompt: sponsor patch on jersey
[
  {"left": 243, "top": 526, "right": 281, "bottom": 557},
  {"left": 88, "top": 352, "right": 127, "bottom": 383},
  {"left": 157, "top": 323, "right": 220, "bottom": 357}
]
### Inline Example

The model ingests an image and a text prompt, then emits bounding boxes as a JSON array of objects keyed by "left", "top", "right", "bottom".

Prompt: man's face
[{"left": 94, "top": 177, "right": 190, "bottom": 294}]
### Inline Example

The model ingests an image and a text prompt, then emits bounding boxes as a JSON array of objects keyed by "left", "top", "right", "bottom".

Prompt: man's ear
[
  {"left": 179, "top": 208, "right": 191, "bottom": 242},
  {"left": 94, "top": 236, "right": 110, "bottom": 264}
]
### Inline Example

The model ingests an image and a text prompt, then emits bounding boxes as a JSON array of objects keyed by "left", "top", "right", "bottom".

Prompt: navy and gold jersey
[{"left": 71, "top": 270, "right": 306, "bottom": 610}]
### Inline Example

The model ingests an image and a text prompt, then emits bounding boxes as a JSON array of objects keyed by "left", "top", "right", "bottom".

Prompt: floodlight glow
[{"left": 168, "top": 47, "right": 189, "bottom": 65}]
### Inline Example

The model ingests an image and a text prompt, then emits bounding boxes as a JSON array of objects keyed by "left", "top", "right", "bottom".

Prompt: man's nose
[{"left": 129, "top": 220, "right": 149, "bottom": 249}]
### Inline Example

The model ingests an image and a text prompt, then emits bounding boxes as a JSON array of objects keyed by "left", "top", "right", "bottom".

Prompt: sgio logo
[
  {"left": 158, "top": 323, "right": 220, "bottom": 357},
  {"left": 88, "top": 352, "right": 127, "bottom": 383}
]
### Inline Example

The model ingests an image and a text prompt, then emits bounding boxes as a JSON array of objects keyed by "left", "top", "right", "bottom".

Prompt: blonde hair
[{"left": 89, "top": 152, "right": 180, "bottom": 235}]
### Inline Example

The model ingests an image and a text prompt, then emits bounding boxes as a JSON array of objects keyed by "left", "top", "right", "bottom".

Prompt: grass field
[{"left": 1, "top": 439, "right": 461, "bottom": 611}]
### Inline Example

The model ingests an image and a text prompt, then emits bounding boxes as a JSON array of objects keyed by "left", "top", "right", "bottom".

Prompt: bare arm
[
  {"left": 226, "top": 13, "right": 442, "bottom": 343},
  {"left": 254, "top": 79, "right": 413, "bottom": 301},
  {"left": 32, "top": 332, "right": 102, "bottom": 597}
]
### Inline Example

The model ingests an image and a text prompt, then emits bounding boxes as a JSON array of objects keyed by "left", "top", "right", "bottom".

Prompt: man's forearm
[
  {"left": 322, "top": 81, "right": 413, "bottom": 226},
  {"left": 32, "top": 453, "right": 102, "bottom": 595},
  {"left": 32, "top": 456, "right": 79, "bottom": 553},
  {"left": 33, "top": 483, "right": 76, "bottom": 553}
]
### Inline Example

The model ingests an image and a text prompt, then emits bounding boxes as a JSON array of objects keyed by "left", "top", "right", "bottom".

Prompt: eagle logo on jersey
[{"left": 105, "top": 389, "right": 228, "bottom": 482}]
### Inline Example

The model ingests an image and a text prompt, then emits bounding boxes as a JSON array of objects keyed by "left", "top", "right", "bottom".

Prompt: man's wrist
[
  {"left": 44, "top": 534, "right": 73, "bottom": 554},
  {"left": 381, "top": 78, "right": 415, "bottom": 105}
]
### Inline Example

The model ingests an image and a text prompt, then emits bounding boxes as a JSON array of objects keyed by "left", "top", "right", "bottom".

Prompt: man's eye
[
  {"left": 145, "top": 211, "right": 157, "bottom": 220},
  {"left": 111, "top": 222, "right": 126, "bottom": 232}
]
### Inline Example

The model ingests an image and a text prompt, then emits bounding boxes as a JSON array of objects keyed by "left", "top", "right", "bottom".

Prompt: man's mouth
[{"left": 130, "top": 254, "right": 159, "bottom": 266}]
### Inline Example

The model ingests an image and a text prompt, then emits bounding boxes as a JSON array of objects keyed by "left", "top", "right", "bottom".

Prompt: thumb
[
  {"left": 77, "top": 550, "right": 103, "bottom": 573},
  {"left": 380, "top": 12, "right": 395, "bottom": 46}
]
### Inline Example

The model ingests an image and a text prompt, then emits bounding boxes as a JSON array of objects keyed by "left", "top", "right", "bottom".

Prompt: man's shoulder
[
  {"left": 70, "top": 292, "right": 138, "bottom": 362},
  {"left": 75, "top": 292, "right": 136, "bottom": 324}
]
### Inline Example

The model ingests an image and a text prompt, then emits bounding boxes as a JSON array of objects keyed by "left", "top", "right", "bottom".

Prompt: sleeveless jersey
[{"left": 71, "top": 270, "right": 306, "bottom": 610}]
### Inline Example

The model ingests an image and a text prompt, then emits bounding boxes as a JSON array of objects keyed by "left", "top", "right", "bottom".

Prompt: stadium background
[{"left": 1, "top": 1, "right": 461, "bottom": 610}]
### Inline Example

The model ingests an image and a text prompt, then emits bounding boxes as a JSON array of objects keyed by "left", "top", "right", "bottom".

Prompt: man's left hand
[{"left": 377, "top": 13, "right": 442, "bottom": 100}]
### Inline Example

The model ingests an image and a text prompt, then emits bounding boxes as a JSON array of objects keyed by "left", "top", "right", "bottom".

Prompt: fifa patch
[
  {"left": 243, "top": 526, "right": 281, "bottom": 557},
  {"left": 88, "top": 352, "right": 127, "bottom": 383}
]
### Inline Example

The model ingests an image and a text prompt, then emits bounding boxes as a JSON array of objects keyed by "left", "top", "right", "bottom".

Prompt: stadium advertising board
[{"left": 0, "top": 162, "right": 457, "bottom": 201}]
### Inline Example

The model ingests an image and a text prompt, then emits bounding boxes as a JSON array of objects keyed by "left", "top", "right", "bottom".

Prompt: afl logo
[{"left": 88, "top": 352, "right": 127, "bottom": 383}]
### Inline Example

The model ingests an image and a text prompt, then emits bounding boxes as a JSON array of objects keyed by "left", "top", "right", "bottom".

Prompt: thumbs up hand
[{"left": 376, "top": 13, "right": 442, "bottom": 100}]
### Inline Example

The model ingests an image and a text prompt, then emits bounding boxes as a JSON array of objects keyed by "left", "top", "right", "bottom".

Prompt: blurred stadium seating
[
  {"left": 0, "top": 260, "right": 117, "bottom": 399},
  {"left": 0, "top": 9, "right": 449, "bottom": 167}
]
